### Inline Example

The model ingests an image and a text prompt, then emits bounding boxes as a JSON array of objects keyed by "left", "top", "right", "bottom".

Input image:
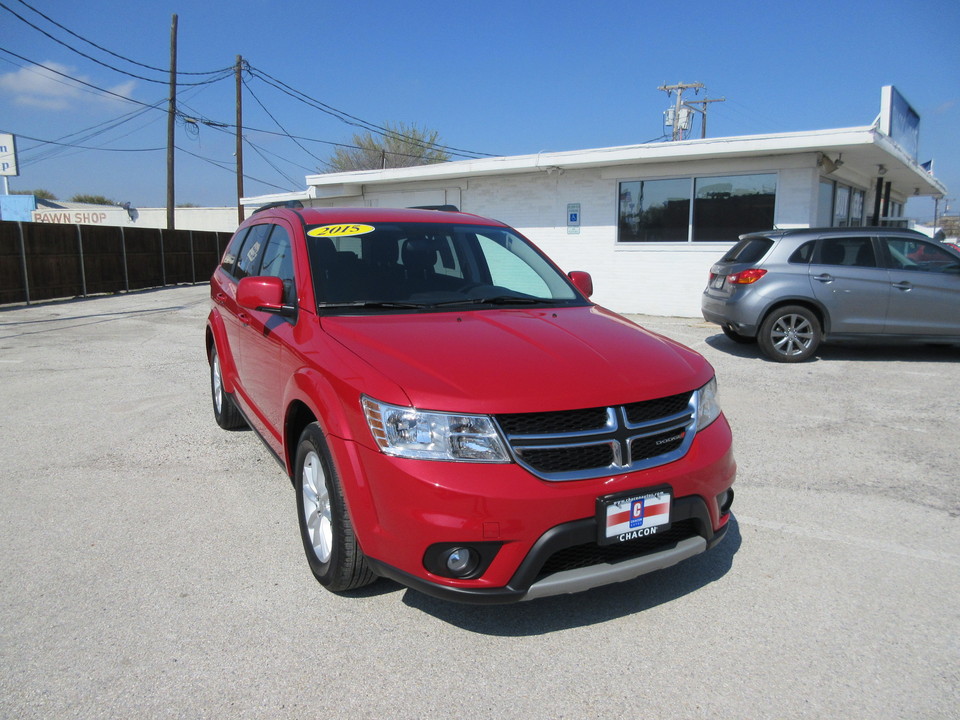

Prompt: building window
[
  {"left": 618, "top": 173, "right": 776, "bottom": 243},
  {"left": 618, "top": 179, "right": 690, "bottom": 242},
  {"left": 819, "top": 179, "right": 866, "bottom": 227},
  {"left": 692, "top": 174, "right": 777, "bottom": 242},
  {"left": 849, "top": 190, "right": 865, "bottom": 226}
]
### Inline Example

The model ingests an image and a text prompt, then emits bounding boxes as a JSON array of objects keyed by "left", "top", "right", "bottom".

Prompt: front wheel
[
  {"left": 210, "top": 344, "right": 246, "bottom": 429},
  {"left": 758, "top": 306, "right": 821, "bottom": 362},
  {"left": 295, "top": 423, "right": 375, "bottom": 592}
]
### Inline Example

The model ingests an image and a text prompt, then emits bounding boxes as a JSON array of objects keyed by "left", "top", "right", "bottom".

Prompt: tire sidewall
[
  {"left": 210, "top": 343, "right": 244, "bottom": 429},
  {"left": 759, "top": 305, "right": 821, "bottom": 362},
  {"left": 294, "top": 423, "right": 343, "bottom": 587}
]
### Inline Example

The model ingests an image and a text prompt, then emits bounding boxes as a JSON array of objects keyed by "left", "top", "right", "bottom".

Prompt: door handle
[
  {"left": 814, "top": 273, "right": 834, "bottom": 283},
  {"left": 892, "top": 281, "right": 912, "bottom": 291}
]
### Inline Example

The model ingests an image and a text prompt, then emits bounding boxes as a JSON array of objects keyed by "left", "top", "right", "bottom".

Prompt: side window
[
  {"left": 220, "top": 228, "right": 249, "bottom": 276},
  {"left": 884, "top": 238, "right": 960, "bottom": 273},
  {"left": 788, "top": 240, "right": 815, "bottom": 264},
  {"left": 234, "top": 224, "right": 273, "bottom": 280},
  {"left": 816, "top": 237, "right": 876, "bottom": 268},
  {"left": 259, "top": 225, "right": 297, "bottom": 304}
]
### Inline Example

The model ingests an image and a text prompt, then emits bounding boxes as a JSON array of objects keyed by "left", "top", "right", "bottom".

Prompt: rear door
[
  {"left": 879, "top": 236, "right": 960, "bottom": 336},
  {"left": 809, "top": 235, "right": 889, "bottom": 334}
]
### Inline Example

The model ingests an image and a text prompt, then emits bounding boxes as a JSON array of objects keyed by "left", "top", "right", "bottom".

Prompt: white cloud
[{"left": 0, "top": 62, "right": 137, "bottom": 110}]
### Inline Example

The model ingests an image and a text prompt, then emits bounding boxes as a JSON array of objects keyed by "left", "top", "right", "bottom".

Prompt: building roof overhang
[{"left": 242, "top": 126, "right": 947, "bottom": 206}]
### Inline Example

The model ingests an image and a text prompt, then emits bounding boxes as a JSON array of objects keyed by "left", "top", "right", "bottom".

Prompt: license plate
[
  {"left": 711, "top": 274, "right": 726, "bottom": 289},
  {"left": 597, "top": 488, "right": 672, "bottom": 545}
]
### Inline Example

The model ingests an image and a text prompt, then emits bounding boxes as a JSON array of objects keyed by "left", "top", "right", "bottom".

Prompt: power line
[
  {"left": 13, "top": 132, "right": 164, "bottom": 152},
  {"left": 10, "top": 0, "right": 234, "bottom": 77},
  {"left": 247, "top": 65, "right": 499, "bottom": 159},
  {"left": 0, "top": 1, "right": 232, "bottom": 86},
  {"left": 241, "top": 75, "right": 333, "bottom": 170},
  {"left": 0, "top": 47, "right": 164, "bottom": 108}
]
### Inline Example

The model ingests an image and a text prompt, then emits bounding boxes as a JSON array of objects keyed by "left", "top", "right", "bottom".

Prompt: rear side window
[
  {"left": 788, "top": 240, "right": 815, "bottom": 264},
  {"left": 816, "top": 237, "right": 876, "bottom": 268},
  {"left": 721, "top": 237, "right": 773, "bottom": 264}
]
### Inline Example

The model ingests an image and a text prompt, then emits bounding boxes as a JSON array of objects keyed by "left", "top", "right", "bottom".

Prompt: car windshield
[{"left": 306, "top": 222, "right": 585, "bottom": 312}]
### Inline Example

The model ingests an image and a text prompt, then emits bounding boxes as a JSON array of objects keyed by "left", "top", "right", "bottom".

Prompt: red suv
[{"left": 206, "top": 206, "right": 735, "bottom": 603}]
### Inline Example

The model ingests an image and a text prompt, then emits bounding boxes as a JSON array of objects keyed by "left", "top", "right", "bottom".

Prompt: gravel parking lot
[{"left": 1, "top": 284, "right": 957, "bottom": 719}]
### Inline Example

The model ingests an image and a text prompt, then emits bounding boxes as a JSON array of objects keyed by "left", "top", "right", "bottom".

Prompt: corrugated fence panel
[
  {"left": 0, "top": 223, "right": 25, "bottom": 304},
  {"left": 24, "top": 223, "right": 84, "bottom": 302},
  {"left": 0, "top": 221, "right": 226, "bottom": 305},
  {"left": 162, "top": 229, "right": 193, "bottom": 284},
  {"left": 82, "top": 226, "right": 127, "bottom": 295},
  {"left": 124, "top": 228, "right": 165, "bottom": 290},
  {"left": 192, "top": 231, "right": 224, "bottom": 282}
]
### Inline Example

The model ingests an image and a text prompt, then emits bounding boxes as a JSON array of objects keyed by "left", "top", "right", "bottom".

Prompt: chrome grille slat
[{"left": 495, "top": 391, "right": 697, "bottom": 481}]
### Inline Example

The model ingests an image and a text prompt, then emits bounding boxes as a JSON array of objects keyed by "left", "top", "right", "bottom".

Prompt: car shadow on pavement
[
  {"left": 704, "top": 333, "right": 959, "bottom": 364},
  {"left": 396, "top": 516, "right": 742, "bottom": 635}
]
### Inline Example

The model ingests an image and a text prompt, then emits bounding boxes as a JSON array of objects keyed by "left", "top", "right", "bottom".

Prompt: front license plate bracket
[{"left": 596, "top": 486, "right": 672, "bottom": 546}]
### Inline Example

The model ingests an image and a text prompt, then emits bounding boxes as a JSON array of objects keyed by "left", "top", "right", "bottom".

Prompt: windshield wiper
[
  {"left": 318, "top": 301, "right": 425, "bottom": 310},
  {"left": 427, "top": 296, "right": 558, "bottom": 308}
]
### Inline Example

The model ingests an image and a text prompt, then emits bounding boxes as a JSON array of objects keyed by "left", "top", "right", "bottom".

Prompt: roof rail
[
  {"left": 407, "top": 204, "right": 460, "bottom": 212},
  {"left": 252, "top": 200, "right": 304, "bottom": 215}
]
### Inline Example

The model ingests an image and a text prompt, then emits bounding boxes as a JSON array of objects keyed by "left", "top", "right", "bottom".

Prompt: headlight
[
  {"left": 362, "top": 396, "right": 511, "bottom": 462},
  {"left": 696, "top": 376, "right": 722, "bottom": 431}
]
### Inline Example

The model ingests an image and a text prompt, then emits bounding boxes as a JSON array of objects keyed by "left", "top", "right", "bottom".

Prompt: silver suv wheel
[{"left": 759, "top": 306, "right": 821, "bottom": 362}]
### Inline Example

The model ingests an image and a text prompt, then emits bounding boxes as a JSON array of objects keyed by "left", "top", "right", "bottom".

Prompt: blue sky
[{"left": 1, "top": 0, "right": 958, "bottom": 221}]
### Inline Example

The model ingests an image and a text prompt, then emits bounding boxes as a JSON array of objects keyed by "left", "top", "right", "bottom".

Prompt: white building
[{"left": 245, "top": 88, "right": 947, "bottom": 317}]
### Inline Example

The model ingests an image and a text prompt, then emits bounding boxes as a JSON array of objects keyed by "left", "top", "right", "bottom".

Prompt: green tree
[
  {"left": 13, "top": 188, "right": 58, "bottom": 200},
  {"left": 70, "top": 194, "right": 116, "bottom": 205},
  {"left": 327, "top": 122, "right": 451, "bottom": 172}
]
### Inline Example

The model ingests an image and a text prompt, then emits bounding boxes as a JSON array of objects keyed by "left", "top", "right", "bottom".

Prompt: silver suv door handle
[
  {"left": 892, "top": 281, "right": 912, "bottom": 291},
  {"left": 814, "top": 273, "right": 834, "bottom": 283}
]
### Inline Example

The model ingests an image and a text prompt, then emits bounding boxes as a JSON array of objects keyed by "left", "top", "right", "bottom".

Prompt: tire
[
  {"left": 758, "top": 306, "right": 821, "bottom": 362},
  {"left": 295, "top": 423, "right": 375, "bottom": 592},
  {"left": 721, "top": 325, "right": 756, "bottom": 344},
  {"left": 210, "top": 344, "right": 246, "bottom": 429}
]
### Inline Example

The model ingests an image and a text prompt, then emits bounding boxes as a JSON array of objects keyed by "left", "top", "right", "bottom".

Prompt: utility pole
[
  {"left": 235, "top": 55, "right": 244, "bottom": 225},
  {"left": 658, "top": 83, "right": 726, "bottom": 140},
  {"left": 166, "top": 14, "right": 177, "bottom": 230},
  {"left": 686, "top": 97, "right": 726, "bottom": 138},
  {"left": 658, "top": 82, "right": 703, "bottom": 141}
]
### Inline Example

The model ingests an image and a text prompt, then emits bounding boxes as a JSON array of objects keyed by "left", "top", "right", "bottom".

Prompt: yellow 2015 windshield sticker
[{"left": 307, "top": 224, "right": 375, "bottom": 238}]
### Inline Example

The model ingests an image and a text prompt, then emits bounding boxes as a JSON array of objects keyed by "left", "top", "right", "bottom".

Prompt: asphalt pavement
[{"left": 0, "top": 284, "right": 957, "bottom": 719}]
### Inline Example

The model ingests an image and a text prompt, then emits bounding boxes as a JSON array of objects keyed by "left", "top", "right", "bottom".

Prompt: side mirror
[
  {"left": 568, "top": 270, "right": 594, "bottom": 298},
  {"left": 237, "top": 276, "right": 292, "bottom": 315}
]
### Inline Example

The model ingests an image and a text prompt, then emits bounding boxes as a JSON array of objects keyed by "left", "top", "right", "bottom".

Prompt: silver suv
[{"left": 701, "top": 227, "right": 960, "bottom": 362}]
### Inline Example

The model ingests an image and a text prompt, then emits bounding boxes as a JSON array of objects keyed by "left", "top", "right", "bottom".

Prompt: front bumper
[
  {"left": 366, "top": 493, "right": 730, "bottom": 603},
  {"left": 330, "top": 416, "right": 736, "bottom": 603}
]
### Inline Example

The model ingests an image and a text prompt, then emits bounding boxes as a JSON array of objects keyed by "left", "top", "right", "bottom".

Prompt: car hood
[{"left": 320, "top": 306, "right": 713, "bottom": 414}]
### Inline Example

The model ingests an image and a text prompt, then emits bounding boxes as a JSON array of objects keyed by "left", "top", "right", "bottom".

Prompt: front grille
[
  {"left": 516, "top": 443, "right": 615, "bottom": 474},
  {"left": 495, "top": 391, "right": 696, "bottom": 481},
  {"left": 537, "top": 519, "right": 699, "bottom": 579},
  {"left": 496, "top": 406, "right": 609, "bottom": 435}
]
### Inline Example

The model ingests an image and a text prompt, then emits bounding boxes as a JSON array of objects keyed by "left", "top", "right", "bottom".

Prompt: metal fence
[{"left": 0, "top": 221, "right": 229, "bottom": 305}]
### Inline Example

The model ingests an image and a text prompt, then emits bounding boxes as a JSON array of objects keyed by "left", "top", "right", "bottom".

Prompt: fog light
[
  {"left": 443, "top": 547, "right": 479, "bottom": 577},
  {"left": 717, "top": 488, "right": 734, "bottom": 516}
]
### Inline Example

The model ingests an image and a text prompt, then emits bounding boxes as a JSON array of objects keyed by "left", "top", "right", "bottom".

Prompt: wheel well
[
  {"left": 761, "top": 300, "right": 827, "bottom": 335},
  {"left": 285, "top": 400, "right": 317, "bottom": 481}
]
